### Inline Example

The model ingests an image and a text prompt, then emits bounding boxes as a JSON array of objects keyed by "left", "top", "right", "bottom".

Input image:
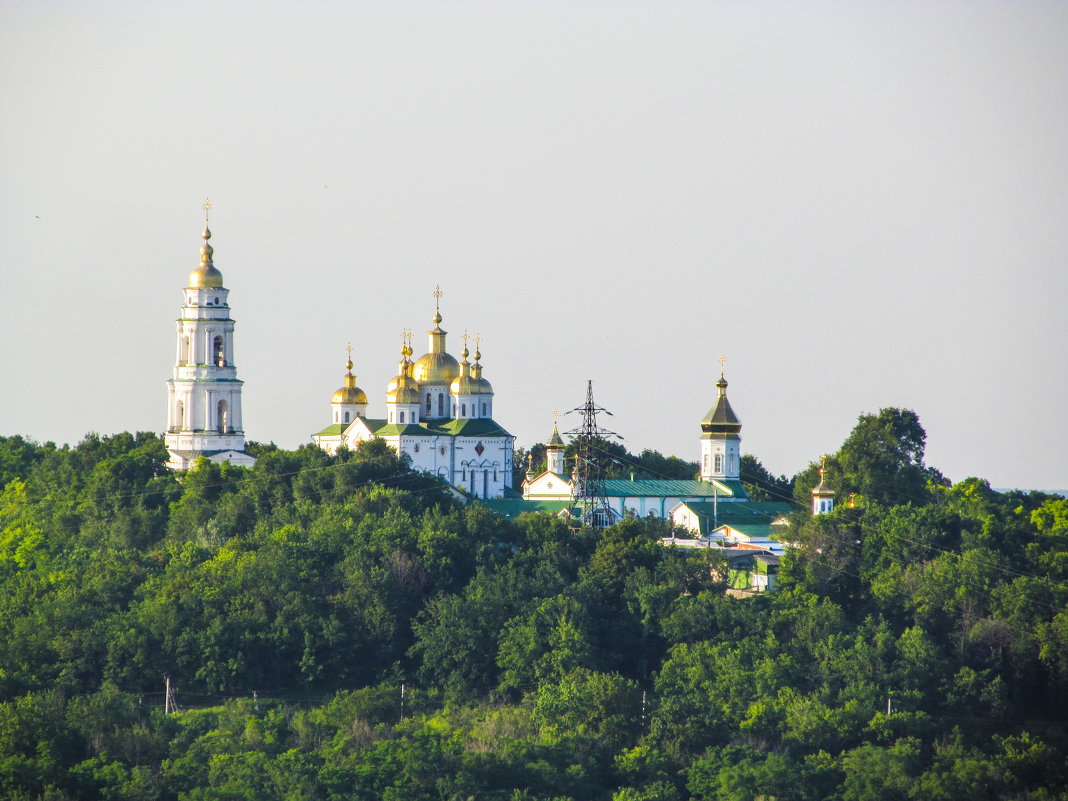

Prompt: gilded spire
[
  {"left": 345, "top": 343, "right": 354, "bottom": 374},
  {"left": 432, "top": 285, "right": 443, "bottom": 326},
  {"left": 188, "top": 199, "right": 223, "bottom": 289}
]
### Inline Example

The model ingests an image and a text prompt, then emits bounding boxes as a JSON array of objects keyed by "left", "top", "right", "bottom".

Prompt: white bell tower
[{"left": 165, "top": 201, "right": 255, "bottom": 470}]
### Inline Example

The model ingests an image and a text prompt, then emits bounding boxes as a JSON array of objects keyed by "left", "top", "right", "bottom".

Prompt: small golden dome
[
  {"left": 450, "top": 372, "right": 477, "bottom": 395},
  {"left": 333, "top": 349, "right": 367, "bottom": 405},
  {"left": 188, "top": 225, "right": 224, "bottom": 288},
  {"left": 333, "top": 385, "right": 368, "bottom": 404},
  {"left": 387, "top": 373, "right": 421, "bottom": 404}
]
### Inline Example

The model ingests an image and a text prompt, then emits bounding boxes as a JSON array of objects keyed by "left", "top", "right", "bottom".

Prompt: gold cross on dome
[
  {"left": 553, "top": 408, "right": 559, "bottom": 424},
  {"left": 346, "top": 342, "right": 352, "bottom": 361},
  {"left": 433, "top": 284, "right": 442, "bottom": 310},
  {"left": 203, "top": 198, "right": 212, "bottom": 222},
  {"left": 475, "top": 333, "right": 482, "bottom": 348},
  {"left": 719, "top": 354, "right": 726, "bottom": 376}
]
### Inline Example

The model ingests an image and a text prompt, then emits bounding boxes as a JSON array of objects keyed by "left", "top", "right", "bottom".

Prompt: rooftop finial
[
  {"left": 819, "top": 454, "right": 827, "bottom": 479},
  {"left": 719, "top": 353, "right": 726, "bottom": 377},
  {"left": 432, "top": 285, "right": 443, "bottom": 326},
  {"left": 203, "top": 197, "right": 212, "bottom": 223},
  {"left": 345, "top": 343, "right": 353, "bottom": 373},
  {"left": 474, "top": 333, "right": 482, "bottom": 362}
]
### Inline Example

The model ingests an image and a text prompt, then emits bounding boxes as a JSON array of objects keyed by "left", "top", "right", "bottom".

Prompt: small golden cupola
[
  {"left": 470, "top": 335, "right": 494, "bottom": 397},
  {"left": 545, "top": 410, "right": 566, "bottom": 476},
  {"left": 450, "top": 334, "right": 477, "bottom": 397},
  {"left": 812, "top": 454, "right": 836, "bottom": 515},
  {"left": 187, "top": 202, "right": 224, "bottom": 289},
  {"left": 331, "top": 346, "right": 368, "bottom": 425},
  {"left": 386, "top": 333, "right": 422, "bottom": 410}
]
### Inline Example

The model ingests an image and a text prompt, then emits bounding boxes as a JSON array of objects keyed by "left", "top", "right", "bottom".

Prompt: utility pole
[
  {"left": 564, "top": 380, "right": 621, "bottom": 529},
  {"left": 164, "top": 675, "right": 177, "bottom": 715}
]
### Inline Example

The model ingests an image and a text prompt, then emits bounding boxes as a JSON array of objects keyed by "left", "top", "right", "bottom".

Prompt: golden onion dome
[
  {"left": 414, "top": 351, "right": 459, "bottom": 385},
  {"left": 188, "top": 225, "right": 224, "bottom": 288},
  {"left": 413, "top": 298, "right": 460, "bottom": 385},
  {"left": 333, "top": 353, "right": 368, "bottom": 405}
]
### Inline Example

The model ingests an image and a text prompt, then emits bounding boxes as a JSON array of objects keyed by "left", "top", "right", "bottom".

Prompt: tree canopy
[{"left": 0, "top": 415, "right": 1065, "bottom": 800}]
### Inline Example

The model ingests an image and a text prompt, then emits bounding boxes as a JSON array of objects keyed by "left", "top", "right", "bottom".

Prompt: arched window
[
  {"left": 461, "top": 403, "right": 466, "bottom": 417},
  {"left": 217, "top": 399, "right": 229, "bottom": 433},
  {"left": 344, "top": 411, "right": 350, "bottom": 423},
  {"left": 213, "top": 336, "right": 225, "bottom": 366},
  {"left": 175, "top": 400, "right": 184, "bottom": 431},
  {"left": 180, "top": 335, "right": 190, "bottom": 366},
  {"left": 399, "top": 411, "right": 405, "bottom": 423},
  {"left": 426, "top": 393, "right": 432, "bottom": 414},
  {"left": 482, "top": 403, "right": 487, "bottom": 416},
  {"left": 714, "top": 453, "right": 722, "bottom": 473},
  {"left": 438, "top": 394, "right": 444, "bottom": 416}
]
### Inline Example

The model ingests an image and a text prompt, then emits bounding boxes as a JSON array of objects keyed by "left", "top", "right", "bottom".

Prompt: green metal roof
[
  {"left": 437, "top": 418, "right": 512, "bottom": 437},
  {"left": 675, "top": 500, "right": 791, "bottom": 520},
  {"left": 313, "top": 423, "right": 348, "bottom": 437},
  {"left": 375, "top": 423, "right": 437, "bottom": 437},
  {"left": 476, "top": 498, "right": 572, "bottom": 518}
]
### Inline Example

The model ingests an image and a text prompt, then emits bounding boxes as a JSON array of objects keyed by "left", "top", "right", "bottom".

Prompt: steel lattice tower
[{"left": 564, "top": 380, "right": 621, "bottom": 529}]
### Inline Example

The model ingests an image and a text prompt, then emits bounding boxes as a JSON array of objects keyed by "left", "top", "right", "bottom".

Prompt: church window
[
  {"left": 344, "top": 411, "right": 350, "bottom": 423},
  {"left": 213, "top": 336, "right": 225, "bottom": 366},
  {"left": 175, "top": 400, "right": 184, "bottom": 431},
  {"left": 334, "top": 411, "right": 338, "bottom": 422},
  {"left": 463, "top": 468, "right": 466, "bottom": 481},
  {"left": 414, "top": 444, "right": 419, "bottom": 453},
  {"left": 180, "top": 335, "right": 190, "bottom": 366},
  {"left": 217, "top": 399, "right": 229, "bottom": 433},
  {"left": 426, "top": 393, "right": 432, "bottom": 414},
  {"left": 481, "top": 403, "right": 487, "bottom": 416},
  {"left": 462, "top": 403, "right": 467, "bottom": 416},
  {"left": 728, "top": 454, "right": 734, "bottom": 473},
  {"left": 438, "top": 394, "right": 444, "bottom": 416},
  {"left": 399, "top": 411, "right": 405, "bottom": 423},
  {"left": 714, "top": 453, "right": 722, "bottom": 472}
]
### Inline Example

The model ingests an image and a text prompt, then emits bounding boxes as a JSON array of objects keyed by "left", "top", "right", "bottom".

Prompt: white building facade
[{"left": 165, "top": 216, "right": 255, "bottom": 470}]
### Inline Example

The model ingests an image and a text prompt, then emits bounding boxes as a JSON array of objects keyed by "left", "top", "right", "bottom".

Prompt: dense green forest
[{"left": 1, "top": 409, "right": 1066, "bottom": 800}]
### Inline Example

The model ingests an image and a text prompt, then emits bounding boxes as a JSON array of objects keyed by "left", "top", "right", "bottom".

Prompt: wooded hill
[{"left": 0, "top": 409, "right": 1065, "bottom": 800}]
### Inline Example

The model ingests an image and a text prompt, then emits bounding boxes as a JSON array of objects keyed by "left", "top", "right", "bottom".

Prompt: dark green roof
[
  {"left": 674, "top": 500, "right": 790, "bottom": 536},
  {"left": 601, "top": 479, "right": 749, "bottom": 500}
]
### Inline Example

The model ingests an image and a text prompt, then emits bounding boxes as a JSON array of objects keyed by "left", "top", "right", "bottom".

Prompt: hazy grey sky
[{"left": 2, "top": 1, "right": 1066, "bottom": 490}]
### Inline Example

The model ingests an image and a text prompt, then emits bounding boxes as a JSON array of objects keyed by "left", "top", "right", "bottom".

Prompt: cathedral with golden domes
[{"left": 312, "top": 290, "right": 514, "bottom": 499}]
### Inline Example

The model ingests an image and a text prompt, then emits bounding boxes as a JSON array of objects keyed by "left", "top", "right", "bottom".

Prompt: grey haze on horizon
[{"left": 1, "top": 1, "right": 1066, "bottom": 491}]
